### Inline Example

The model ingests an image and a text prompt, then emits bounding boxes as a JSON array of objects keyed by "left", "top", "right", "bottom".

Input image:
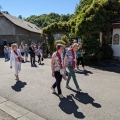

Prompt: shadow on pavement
[
  {"left": 53, "top": 93, "right": 85, "bottom": 119},
  {"left": 75, "top": 69, "right": 93, "bottom": 76},
  {"left": 11, "top": 81, "right": 27, "bottom": 92},
  {"left": 39, "top": 63, "right": 45, "bottom": 66},
  {"left": 89, "top": 60, "right": 120, "bottom": 74},
  {"left": 69, "top": 88, "right": 101, "bottom": 108}
]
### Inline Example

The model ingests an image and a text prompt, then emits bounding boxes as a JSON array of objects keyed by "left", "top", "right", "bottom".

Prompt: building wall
[
  {"left": 15, "top": 26, "right": 41, "bottom": 45},
  {"left": 0, "top": 16, "right": 15, "bottom": 35},
  {"left": 112, "top": 29, "right": 120, "bottom": 57}
]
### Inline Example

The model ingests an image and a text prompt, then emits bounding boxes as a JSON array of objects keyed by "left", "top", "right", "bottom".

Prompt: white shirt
[
  {"left": 10, "top": 49, "right": 21, "bottom": 66},
  {"left": 19, "top": 45, "right": 25, "bottom": 53}
]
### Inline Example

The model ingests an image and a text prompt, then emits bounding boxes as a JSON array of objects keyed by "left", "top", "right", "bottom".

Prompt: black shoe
[{"left": 31, "top": 64, "right": 33, "bottom": 67}]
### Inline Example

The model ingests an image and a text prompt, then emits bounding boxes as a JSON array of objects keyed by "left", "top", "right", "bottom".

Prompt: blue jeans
[{"left": 4, "top": 52, "right": 8, "bottom": 60}]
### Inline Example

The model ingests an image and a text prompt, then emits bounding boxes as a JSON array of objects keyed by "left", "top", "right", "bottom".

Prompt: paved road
[
  {"left": 0, "top": 58, "right": 120, "bottom": 120},
  {"left": 0, "top": 110, "right": 14, "bottom": 120}
]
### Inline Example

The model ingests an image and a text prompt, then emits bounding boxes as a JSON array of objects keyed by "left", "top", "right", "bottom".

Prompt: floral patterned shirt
[
  {"left": 65, "top": 49, "right": 76, "bottom": 66},
  {"left": 52, "top": 52, "right": 63, "bottom": 71}
]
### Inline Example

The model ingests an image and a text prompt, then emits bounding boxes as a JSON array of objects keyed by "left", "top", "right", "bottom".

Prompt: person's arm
[
  {"left": 51, "top": 56, "right": 56, "bottom": 77},
  {"left": 63, "top": 56, "right": 68, "bottom": 69},
  {"left": 10, "top": 52, "right": 13, "bottom": 68}
]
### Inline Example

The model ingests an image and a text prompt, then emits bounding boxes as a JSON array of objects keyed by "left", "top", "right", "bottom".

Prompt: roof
[{"left": 1, "top": 12, "right": 42, "bottom": 34}]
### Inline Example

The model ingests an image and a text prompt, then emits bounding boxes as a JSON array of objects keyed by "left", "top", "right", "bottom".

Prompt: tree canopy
[
  {"left": 75, "top": 0, "right": 120, "bottom": 36},
  {"left": 25, "top": 13, "right": 74, "bottom": 29}
]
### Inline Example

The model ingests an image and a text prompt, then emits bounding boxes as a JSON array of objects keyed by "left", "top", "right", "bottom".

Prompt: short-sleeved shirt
[
  {"left": 52, "top": 52, "right": 63, "bottom": 71},
  {"left": 77, "top": 49, "right": 83, "bottom": 58},
  {"left": 65, "top": 49, "right": 76, "bottom": 66}
]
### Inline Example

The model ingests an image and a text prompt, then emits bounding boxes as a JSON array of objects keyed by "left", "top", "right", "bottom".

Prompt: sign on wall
[{"left": 113, "top": 34, "right": 119, "bottom": 44}]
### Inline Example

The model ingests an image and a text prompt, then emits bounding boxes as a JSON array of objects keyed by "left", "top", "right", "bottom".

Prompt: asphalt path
[{"left": 0, "top": 58, "right": 120, "bottom": 120}]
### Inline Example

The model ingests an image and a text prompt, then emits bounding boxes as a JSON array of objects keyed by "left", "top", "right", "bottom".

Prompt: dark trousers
[
  {"left": 52, "top": 72, "right": 62, "bottom": 95},
  {"left": 77, "top": 57, "right": 84, "bottom": 67},
  {"left": 21, "top": 52, "right": 24, "bottom": 56},
  {"left": 38, "top": 55, "right": 41, "bottom": 63},
  {"left": 30, "top": 55, "right": 35, "bottom": 65}
]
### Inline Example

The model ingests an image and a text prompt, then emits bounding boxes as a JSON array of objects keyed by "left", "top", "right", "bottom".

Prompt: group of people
[
  {"left": 7, "top": 42, "right": 43, "bottom": 80},
  {"left": 51, "top": 41, "right": 85, "bottom": 98},
  {"left": 5, "top": 39, "right": 85, "bottom": 98}
]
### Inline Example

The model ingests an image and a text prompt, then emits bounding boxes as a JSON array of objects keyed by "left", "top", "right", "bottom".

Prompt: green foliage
[
  {"left": 81, "top": 35, "right": 100, "bottom": 63},
  {"left": 18, "top": 15, "right": 23, "bottom": 19},
  {"left": 55, "top": 40, "right": 65, "bottom": 44},
  {"left": 47, "top": 34, "right": 55, "bottom": 54},
  {"left": 25, "top": 13, "right": 73, "bottom": 28},
  {"left": 75, "top": 0, "right": 93, "bottom": 15},
  {"left": 95, "top": 45, "right": 113, "bottom": 61},
  {"left": 61, "top": 35, "right": 70, "bottom": 45},
  {"left": 43, "top": 22, "right": 70, "bottom": 35},
  {"left": 75, "top": 0, "right": 120, "bottom": 37}
]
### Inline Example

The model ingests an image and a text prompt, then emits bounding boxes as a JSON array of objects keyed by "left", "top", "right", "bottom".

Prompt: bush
[
  {"left": 95, "top": 45, "right": 113, "bottom": 61},
  {"left": 81, "top": 35, "right": 100, "bottom": 64},
  {"left": 61, "top": 35, "right": 70, "bottom": 46},
  {"left": 47, "top": 34, "right": 55, "bottom": 54},
  {"left": 56, "top": 40, "right": 65, "bottom": 44}
]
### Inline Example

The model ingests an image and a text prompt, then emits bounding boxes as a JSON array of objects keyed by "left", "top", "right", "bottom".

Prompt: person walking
[
  {"left": 4, "top": 46, "right": 8, "bottom": 62},
  {"left": 29, "top": 42, "right": 35, "bottom": 67},
  {"left": 10, "top": 43, "right": 22, "bottom": 80},
  {"left": 64, "top": 43, "right": 82, "bottom": 92},
  {"left": 7, "top": 44, "right": 11, "bottom": 60},
  {"left": 19, "top": 42, "right": 25, "bottom": 62},
  {"left": 77, "top": 43, "right": 86, "bottom": 70},
  {"left": 37, "top": 46, "right": 42, "bottom": 65},
  {"left": 51, "top": 44, "right": 65, "bottom": 98},
  {"left": 19, "top": 42, "right": 25, "bottom": 56},
  {"left": 24, "top": 44, "right": 29, "bottom": 62}
]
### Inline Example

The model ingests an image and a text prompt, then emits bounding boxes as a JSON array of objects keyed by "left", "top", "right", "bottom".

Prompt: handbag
[{"left": 60, "top": 68, "right": 66, "bottom": 75}]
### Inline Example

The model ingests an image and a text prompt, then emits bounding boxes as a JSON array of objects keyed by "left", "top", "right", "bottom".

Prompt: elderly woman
[
  {"left": 64, "top": 43, "right": 81, "bottom": 92},
  {"left": 10, "top": 43, "right": 22, "bottom": 80},
  {"left": 51, "top": 44, "right": 65, "bottom": 98}
]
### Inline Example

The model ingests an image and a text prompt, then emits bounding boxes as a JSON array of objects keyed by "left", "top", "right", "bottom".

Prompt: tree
[
  {"left": 18, "top": 15, "right": 22, "bottom": 19},
  {"left": 25, "top": 13, "right": 73, "bottom": 28},
  {"left": 75, "top": 0, "right": 120, "bottom": 37},
  {"left": 74, "top": 0, "right": 93, "bottom": 15}
]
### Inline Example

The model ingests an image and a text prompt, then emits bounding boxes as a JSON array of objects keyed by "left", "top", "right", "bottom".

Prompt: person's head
[
  {"left": 56, "top": 44, "right": 64, "bottom": 53},
  {"left": 73, "top": 40, "right": 77, "bottom": 44},
  {"left": 7, "top": 44, "right": 9, "bottom": 47},
  {"left": 38, "top": 46, "right": 41, "bottom": 49},
  {"left": 72, "top": 43, "right": 78, "bottom": 52},
  {"left": 63, "top": 43, "right": 67, "bottom": 48},
  {"left": 25, "top": 44, "right": 28, "bottom": 48},
  {"left": 79, "top": 43, "right": 82, "bottom": 48},
  {"left": 12, "top": 43, "right": 18, "bottom": 51},
  {"left": 21, "top": 42, "right": 23, "bottom": 45},
  {"left": 31, "top": 42, "right": 34, "bottom": 47}
]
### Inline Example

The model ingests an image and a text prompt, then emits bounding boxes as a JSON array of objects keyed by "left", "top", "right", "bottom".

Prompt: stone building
[{"left": 0, "top": 12, "right": 43, "bottom": 55}]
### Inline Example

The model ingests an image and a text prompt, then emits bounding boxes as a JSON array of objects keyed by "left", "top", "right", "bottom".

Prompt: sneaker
[
  {"left": 51, "top": 87, "right": 55, "bottom": 92},
  {"left": 66, "top": 85, "right": 71, "bottom": 89},
  {"left": 83, "top": 67, "right": 86, "bottom": 71},
  {"left": 77, "top": 88, "right": 82, "bottom": 92},
  {"left": 59, "top": 94, "right": 64, "bottom": 98}
]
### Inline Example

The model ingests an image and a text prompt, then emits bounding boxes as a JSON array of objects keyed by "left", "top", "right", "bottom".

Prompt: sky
[{"left": 0, "top": 0, "right": 79, "bottom": 18}]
